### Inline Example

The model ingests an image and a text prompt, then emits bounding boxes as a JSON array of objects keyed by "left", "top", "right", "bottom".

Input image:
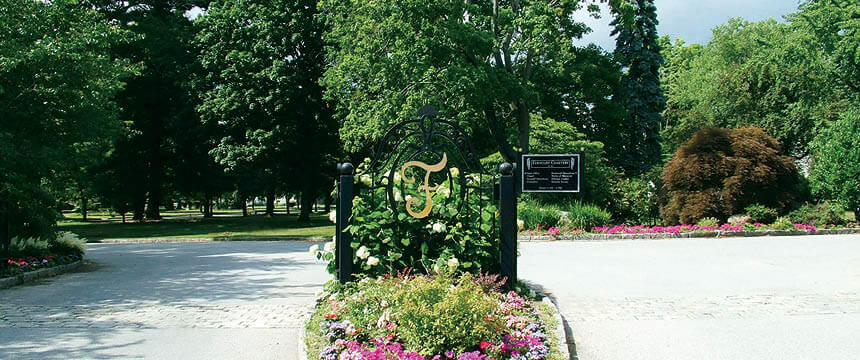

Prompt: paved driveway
[
  {"left": 0, "top": 241, "right": 328, "bottom": 359},
  {"left": 520, "top": 234, "right": 860, "bottom": 360}
]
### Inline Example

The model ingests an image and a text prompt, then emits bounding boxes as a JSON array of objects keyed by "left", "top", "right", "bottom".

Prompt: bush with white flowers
[{"left": 315, "top": 158, "right": 500, "bottom": 277}]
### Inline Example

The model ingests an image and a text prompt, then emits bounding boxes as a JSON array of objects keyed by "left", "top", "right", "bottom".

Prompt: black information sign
[{"left": 521, "top": 154, "right": 583, "bottom": 193}]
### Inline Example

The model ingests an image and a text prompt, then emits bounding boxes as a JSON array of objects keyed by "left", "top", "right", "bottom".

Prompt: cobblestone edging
[
  {"left": 541, "top": 296, "right": 573, "bottom": 360},
  {"left": 0, "top": 260, "right": 82, "bottom": 290},
  {"left": 93, "top": 236, "right": 329, "bottom": 244},
  {"left": 519, "top": 228, "right": 860, "bottom": 242}
]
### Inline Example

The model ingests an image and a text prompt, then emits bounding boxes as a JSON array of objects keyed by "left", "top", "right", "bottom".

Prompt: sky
[{"left": 575, "top": 0, "right": 801, "bottom": 50}]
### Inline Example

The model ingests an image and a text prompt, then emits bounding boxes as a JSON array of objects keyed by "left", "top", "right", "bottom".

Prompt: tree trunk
[
  {"left": 132, "top": 194, "right": 146, "bottom": 221},
  {"left": 324, "top": 192, "right": 332, "bottom": 213},
  {"left": 80, "top": 190, "right": 88, "bottom": 222},
  {"left": 121, "top": 212, "right": 126, "bottom": 224},
  {"left": 242, "top": 196, "right": 248, "bottom": 217},
  {"left": 265, "top": 189, "right": 275, "bottom": 217},
  {"left": 203, "top": 196, "right": 213, "bottom": 218},
  {"left": 299, "top": 185, "right": 315, "bottom": 222}
]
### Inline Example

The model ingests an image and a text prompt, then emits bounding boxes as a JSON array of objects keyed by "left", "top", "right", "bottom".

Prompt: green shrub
[
  {"left": 517, "top": 199, "right": 562, "bottom": 230},
  {"left": 392, "top": 274, "right": 504, "bottom": 355},
  {"left": 9, "top": 236, "right": 50, "bottom": 258},
  {"left": 49, "top": 231, "right": 86, "bottom": 255},
  {"left": 661, "top": 126, "right": 805, "bottom": 224},
  {"left": 609, "top": 176, "right": 659, "bottom": 224},
  {"left": 560, "top": 202, "right": 612, "bottom": 231},
  {"left": 772, "top": 216, "right": 794, "bottom": 230},
  {"left": 318, "top": 158, "right": 499, "bottom": 278},
  {"left": 809, "top": 110, "right": 860, "bottom": 219},
  {"left": 788, "top": 202, "right": 848, "bottom": 226},
  {"left": 745, "top": 204, "right": 778, "bottom": 224},
  {"left": 696, "top": 217, "right": 719, "bottom": 227}
]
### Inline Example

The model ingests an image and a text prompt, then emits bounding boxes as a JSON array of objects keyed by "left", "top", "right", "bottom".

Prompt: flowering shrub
[
  {"left": 591, "top": 222, "right": 820, "bottom": 234},
  {"left": 315, "top": 159, "right": 499, "bottom": 277},
  {"left": 2, "top": 254, "right": 82, "bottom": 278},
  {"left": 308, "top": 273, "right": 558, "bottom": 360}
]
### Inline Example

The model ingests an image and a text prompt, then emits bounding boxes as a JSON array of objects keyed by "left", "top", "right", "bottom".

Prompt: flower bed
[
  {"left": 306, "top": 273, "right": 564, "bottom": 360},
  {"left": 2, "top": 253, "right": 83, "bottom": 278},
  {"left": 519, "top": 221, "right": 860, "bottom": 238}
]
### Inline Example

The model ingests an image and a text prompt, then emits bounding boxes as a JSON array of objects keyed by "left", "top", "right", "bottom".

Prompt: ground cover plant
[{"left": 305, "top": 272, "right": 564, "bottom": 360}]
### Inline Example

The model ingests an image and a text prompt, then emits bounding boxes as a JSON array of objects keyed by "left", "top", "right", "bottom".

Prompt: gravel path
[
  {"left": 520, "top": 234, "right": 860, "bottom": 360},
  {"left": 0, "top": 241, "right": 329, "bottom": 360}
]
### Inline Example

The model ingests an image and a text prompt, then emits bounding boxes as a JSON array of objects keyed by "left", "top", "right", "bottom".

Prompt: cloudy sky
[{"left": 576, "top": 0, "right": 801, "bottom": 50}]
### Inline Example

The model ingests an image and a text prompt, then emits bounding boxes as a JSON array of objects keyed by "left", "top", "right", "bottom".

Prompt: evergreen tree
[{"left": 611, "top": 0, "right": 666, "bottom": 175}]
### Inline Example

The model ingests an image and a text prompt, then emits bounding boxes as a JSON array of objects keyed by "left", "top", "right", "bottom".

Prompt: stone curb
[
  {"left": 519, "top": 228, "right": 860, "bottom": 242},
  {"left": 298, "top": 322, "right": 309, "bottom": 360},
  {"left": 0, "top": 260, "right": 83, "bottom": 290},
  {"left": 541, "top": 296, "right": 573, "bottom": 360},
  {"left": 92, "top": 236, "right": 329, "bottom": 244}
]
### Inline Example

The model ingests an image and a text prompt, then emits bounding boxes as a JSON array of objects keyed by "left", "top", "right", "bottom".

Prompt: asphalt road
[
  {"left": 0, "top": 241, "right": 329, "bottom": 360},
  {"left": 519, "top": 234, "right": 860, "bottom": 360}
]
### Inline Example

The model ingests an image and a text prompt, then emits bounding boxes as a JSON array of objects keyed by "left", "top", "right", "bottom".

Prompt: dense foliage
[
  {"left": 315, "top": 160, "right": 499, "bottom": 278},
  {"left": 320, "top": 0, "right": 635, "bottom": 162},
  {"left": 196, "top": 0, "right": 338, "bottom": 220},
  {"left": 0, "top": 0, "right": 135, "bottom": 238},
  {"left": 809, "top": 110, "right": 860, "bottom": 217},
  {"left": 661, "top": 126, "right": 804, "bottom": 224}
]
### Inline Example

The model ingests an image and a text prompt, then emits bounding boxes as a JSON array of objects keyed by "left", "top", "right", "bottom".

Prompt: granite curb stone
[
  {"left": 0, "top": 260, "right": 82, "bottom": 290},
  {"left": 519, "top": 228, "right": 860, "bottom": 242},
  {"left": 541, "top": 296, "right": 573, "bottom": 360}
]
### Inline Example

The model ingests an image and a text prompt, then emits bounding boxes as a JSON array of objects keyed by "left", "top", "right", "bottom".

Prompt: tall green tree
[
  {"left": 196, "top": 0, "right": 337, "bottom": 220},
  {"left": 0, "top": 0, "right": 134, "bottom": 238},
  {"left": 610, "top": 0, "right": 666, "bottom": 175},
  {"left": 321, "top": 0, "right": 634, "bottom": 163},
  {"left": 86, "top": 0, "right": 205, "bottom": 220}
]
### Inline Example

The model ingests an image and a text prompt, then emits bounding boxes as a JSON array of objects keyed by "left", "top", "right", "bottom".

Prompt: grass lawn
[{"left": 58, "top": 213, "right": 334, "bottom": 241}]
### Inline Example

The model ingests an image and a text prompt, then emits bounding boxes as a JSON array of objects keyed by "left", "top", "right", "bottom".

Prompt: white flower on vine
[
  {"left": 328, "top": 210, "right": 337, "bottom": 224},
  {"left": 356, "top": 246, "right": 369, "bottom": 259},
  {"left": 449, "top": 167, "right": 459, "bottom": 178},
  {"left": 324, "top": 241, "right": 335, "bottom": 252},
  {"left": 308, "top": 244, "right": 320, "bottom": 256},
  {"left": 367, "top": 256, "right": 379, "bottom": 266},
  {"left": 431, "top": 222, "right": 447, "bottom": 233},
  {"left": 517, "top": 218, "right": 525, "bottom": 230},
  {"left": 360, "top": 174, "right": 372, "bottom": 186},
  {"left": 394, "top": 189, "right": 403, "bottom": 202},
  {"left": 447, "top": 257, "right": 459, "bottom": 271},
  {"left": 436, "top": 186, "right": 450, "bottom": 198},
  {"left": 405, "top": 195, "right": 413, "bottom": 202}
]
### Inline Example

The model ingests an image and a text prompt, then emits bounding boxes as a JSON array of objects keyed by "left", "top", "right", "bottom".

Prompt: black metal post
[
  {"left": 499, "top": 162, "right": 517, "bottom": 290},
  {"left": 336, "top": 163, "right": 355, "bottom": 284}
]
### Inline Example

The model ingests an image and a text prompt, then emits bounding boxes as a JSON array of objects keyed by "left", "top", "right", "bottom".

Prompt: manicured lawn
[{"left": 58, "top": 213, "right": 334, "bottom": 241}]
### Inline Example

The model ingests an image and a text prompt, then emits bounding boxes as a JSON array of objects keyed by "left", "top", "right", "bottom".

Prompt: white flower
[
  {"left": 367, "top": 256, "right": 379, "bottom": 266},
  {"left": 432, "top": 264, "right": 441, "bottom": 273},
  {"left": 308, "top": 244, "right": 320, "bottom": 255},
  {"left": 328, "top": 210, "right": 337, "bottom": 224},
  {"left": 436, "top": 186, "right": 451, "bottom": 198},
  {"left": 394, "top": 189, "right": 403, "bottom": 202},
  {"left": 405, "top": 195, "right": 413, "bottom": 202},
  {"left": 394, "top": 170, "right": 402, "bottom": 183},
  {"left": 356, "top": 246, "right": 369, "bottom": 259},
  {"left": 517, "top": 219, "right": 525, "bottom": 230},
  {"left": 324, "top": 241, "right": 335, "bottom": 252},
  {"left": 447, "top": 257, "right": 459, "bottom": 270},
  {"left": 360, "top": 174, "right": 372, "bottom": 186},
  {"left": 431, "top": 222, "right": 447, "bottom": 233}
]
